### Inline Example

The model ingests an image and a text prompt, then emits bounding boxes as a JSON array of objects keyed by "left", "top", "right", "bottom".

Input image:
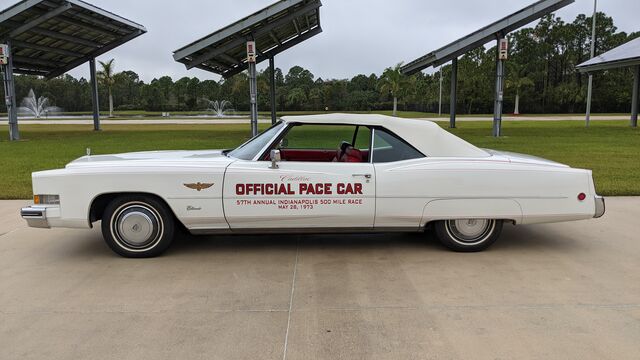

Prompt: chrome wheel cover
[
  {"left": 445, "top": 219, "right": 496, "bottom": 246},
  {"left": 110, "top": 202, "right": 164, "bottom": 252}
]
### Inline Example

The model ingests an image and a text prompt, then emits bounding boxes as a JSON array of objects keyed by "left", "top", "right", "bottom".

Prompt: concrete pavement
[{"left": 0, "top": 198, "right": 639, "bottom": 360}]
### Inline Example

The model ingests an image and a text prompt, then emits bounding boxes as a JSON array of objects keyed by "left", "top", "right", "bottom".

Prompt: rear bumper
[
  {"left": 594, "top": 196, "right": 605, "bottom": 218},
  {"left": 21, "top": 206, "right": 51, "bottom": 228}
]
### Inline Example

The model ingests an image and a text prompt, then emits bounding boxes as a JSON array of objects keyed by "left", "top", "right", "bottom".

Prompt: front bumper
[
  {"left": 21, "top": 206, "right": 51, "bottom": 228},
  {"left": 594, "top": 196, "right": 605, "bottom": 218}
]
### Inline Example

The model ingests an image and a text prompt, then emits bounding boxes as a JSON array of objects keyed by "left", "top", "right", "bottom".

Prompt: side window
[
  {"left": 281, "top": 124, "right": 368, "bottom": 150},
  {"left": 268, "top": 124, "right": 372, "bottom": 163},
  {"left": 372, "top": 128, "right": 424, "bottom": 163}
]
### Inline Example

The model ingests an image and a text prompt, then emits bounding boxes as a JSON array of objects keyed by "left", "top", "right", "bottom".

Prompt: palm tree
[
  {"left": 506, "top": 63, "right": 534, "bottom": 115},
  {"left": 97, "top": 59, "right": 116, "bottom": 117},
  {"left": 286, "top": 87, "right": 307, "bottom": 110},
  {"left": 378, "top": 63, "right": 411, "bottom": 116},
  {"left": 506, "top": 76, "right": 534, "bottom": 115}
]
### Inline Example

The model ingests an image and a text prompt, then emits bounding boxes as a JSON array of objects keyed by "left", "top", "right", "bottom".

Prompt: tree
[
  {"left": 286, "top": 87, "right": 307, "bottom": 110},
  {"left": 2, "top": 10, "right": 637, "bottom": 117},
  {"left": 506, "top": 62, "right": 534, "bottom": 114},
  {"left": 97, "top": 59, "right": 117, "bottom": 117},
  {"left": 378, "top": 63, "right": 412, "bottom": 116}
]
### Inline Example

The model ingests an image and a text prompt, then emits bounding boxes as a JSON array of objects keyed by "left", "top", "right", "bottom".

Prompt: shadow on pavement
[{"left": 56, "top": 222, "right": 586, "bottom": 259}]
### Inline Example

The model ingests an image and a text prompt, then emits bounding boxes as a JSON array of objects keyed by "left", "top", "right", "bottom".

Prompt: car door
[{"left": 223, "top": 124, "right": 375, "bottom": 230}]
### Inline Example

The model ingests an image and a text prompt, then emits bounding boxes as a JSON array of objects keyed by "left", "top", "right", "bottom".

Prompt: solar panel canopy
[
  {"left": 173, "top": 0, "right": 322, "bottom": 78},
  {"left": 401, "top": 0, "right": 574, "bottom": 74},
  {"left": 577, "top": 37, "right": 640, "bottom": 72},
  {"left": 0, "top": 0, "right": 147, "bottom": 78}
]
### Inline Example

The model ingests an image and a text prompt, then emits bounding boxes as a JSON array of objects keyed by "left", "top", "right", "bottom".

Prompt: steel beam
[
  {"left": 493, "top": 34, "right": 505, "bottom": 137},
  {"left": 13, "top": 55, "right": 65, "bottom": 68},
  {"left": 293, "top": 19, "right": 301, "bottom": 35},
  {"left": 2, "top": 40, "right": 20, "bottom": 140},
  {"left": 89, "top": 58, "right": 100, "bottom": 131},
  {"left": 13, "top": 68, "right": 50, "bottom": 76},
  {"left": 218, "top": 53, "right": 240, "bottom": 65},
  {"left": 46, "top": 29, "right": 144, "bottom": 78},
  {"left": 11, "top": 40, "right": 84, "bottom": 57},
  {"left": 9, "top": 2, "right": 72, "bottom": 38},
  {"left": 66, "top": 9, "right": 130, "bottom": 34},
  {"left": 30, "top": 28, "right": 102, "bottom": 48},
  {"left": 269, "top": 31, "right": 282, "bottom": 46},
  {"left": 269, "top": 56, "right": 277, "bottom": 124},
  {"left": 449, "top": 58, "right": 457, "bottom": 128},
  {"left": 199, "top": 60, "right": 230, "bottom": 71},
  {"left": 57, "top": 16, "right": 118, "bottom": 38},
  {"left": 632, "top": 65, "right": 639, "bottom": 128}
]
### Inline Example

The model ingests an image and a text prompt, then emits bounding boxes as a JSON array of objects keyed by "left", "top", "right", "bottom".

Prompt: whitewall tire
[
  {"left": 434, "top": 219, "right": 503, "bottom": 252},
  {"left": 101, "top": 195, "right": 175, "bottom": 258}
]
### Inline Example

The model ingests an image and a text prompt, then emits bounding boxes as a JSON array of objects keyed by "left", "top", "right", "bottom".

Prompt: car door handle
[{"left": 352, "top": 174, "right": 372, "bottom": 179}]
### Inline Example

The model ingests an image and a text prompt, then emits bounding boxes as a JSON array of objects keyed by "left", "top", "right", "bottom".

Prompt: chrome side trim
[
  {"left": 189, "top": 226, "right": 421, "bottom": 236},
  {"left": 594, "top": 196, "right": 605, "bottom": 218},
  {"left": 21, "top": 206, "right": 50, "bottom": 228}
]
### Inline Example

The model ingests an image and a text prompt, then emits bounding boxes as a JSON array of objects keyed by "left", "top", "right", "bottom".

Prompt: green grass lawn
[{"left": 0, "top": 120, "right": 638, "bottom": 199}]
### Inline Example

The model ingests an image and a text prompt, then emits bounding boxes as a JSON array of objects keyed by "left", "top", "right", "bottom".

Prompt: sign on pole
[
  {"left": 0, "top": 44, "right": 9, "bottom": 65},
  {"left": 498, "top": 38, "right": 509, "bottom": 60},
  {"left": 246, "top": 41, "right": 256, "bottom": 63}
]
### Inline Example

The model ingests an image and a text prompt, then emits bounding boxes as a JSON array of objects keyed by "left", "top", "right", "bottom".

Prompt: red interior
[
  {"left": 268, "top": 148, "right": 369, "bottom": 163},
  {"left": 280, "top": 149, "right": 337, "bottom": 162}
]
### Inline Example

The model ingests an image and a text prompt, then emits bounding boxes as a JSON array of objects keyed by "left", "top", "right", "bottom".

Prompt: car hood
[
  {"left": 485, "top": 149, "right": 568, "bottom": 168},
  {"left": 66, "top": 149, "right": 233, "bottom": 169}
]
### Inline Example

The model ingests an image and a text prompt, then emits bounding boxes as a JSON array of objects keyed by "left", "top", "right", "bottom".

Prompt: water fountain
[
  {"left": 17, "top": 89, "right": 62, "bottom": 118},
  {"left": 202, "top": 99, "right": 234, "bottom": 117}
]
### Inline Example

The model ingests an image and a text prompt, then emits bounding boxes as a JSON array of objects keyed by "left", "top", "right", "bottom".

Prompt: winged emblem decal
[{"left": 183, "top": 182, "right": 214, "bottom": 191}]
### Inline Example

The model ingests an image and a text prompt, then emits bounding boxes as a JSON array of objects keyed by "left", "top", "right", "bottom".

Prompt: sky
[{"left": 1, "top": 0, "right": 638, "bottom": 82}]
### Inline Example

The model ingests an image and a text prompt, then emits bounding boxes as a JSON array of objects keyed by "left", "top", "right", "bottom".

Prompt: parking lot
[{"left": 1, "top": 198, "right": 639, "bottom": 360}]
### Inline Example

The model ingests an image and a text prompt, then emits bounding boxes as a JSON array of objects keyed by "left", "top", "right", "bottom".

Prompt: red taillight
[{"left": 578, "top": 193, "right": 587, "bottom": 201}]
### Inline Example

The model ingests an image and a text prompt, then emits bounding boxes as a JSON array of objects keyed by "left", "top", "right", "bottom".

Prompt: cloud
[{"left": 1, "top": 0, "right": 635, "bottom": 82}]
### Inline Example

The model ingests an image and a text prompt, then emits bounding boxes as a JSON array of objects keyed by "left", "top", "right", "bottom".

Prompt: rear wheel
[
  {"left": 101, "top": 195, "right": 175, "bottom": 258},
  {"left": 434, "top": 219, "right": 503, "bottom": 252}
]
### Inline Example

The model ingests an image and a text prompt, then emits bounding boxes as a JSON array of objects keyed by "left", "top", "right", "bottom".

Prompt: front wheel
[
  {"left": 101, "top": 195, "right": 175, "bottom": 258},
  {"left": 434, "top": 219, "right": 503, "bottom": 252}
]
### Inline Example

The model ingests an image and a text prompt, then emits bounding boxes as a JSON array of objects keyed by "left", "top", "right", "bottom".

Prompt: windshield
[{"left": 228, "top": 122, "right": 285, "bottom": 160}]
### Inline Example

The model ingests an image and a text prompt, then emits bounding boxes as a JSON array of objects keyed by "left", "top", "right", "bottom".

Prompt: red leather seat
[{"left": 342, "top": 147, "right": 363, "bottom": 162}]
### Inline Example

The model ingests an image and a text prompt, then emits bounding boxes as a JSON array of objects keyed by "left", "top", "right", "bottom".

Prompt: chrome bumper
[
  {"left": 594, "top": 196, "right": 605, "bottom": 218},
  {"left": 21, "top": 206, "right": 50, "bottom": 228}
]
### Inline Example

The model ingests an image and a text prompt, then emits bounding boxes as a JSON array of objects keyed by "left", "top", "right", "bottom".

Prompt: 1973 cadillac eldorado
[{"left": 21, "top": 114, "right": 605, "bottom": 257}]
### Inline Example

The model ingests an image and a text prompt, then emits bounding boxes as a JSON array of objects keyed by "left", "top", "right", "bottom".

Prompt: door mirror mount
[{"left": 269, "top": 149, "right": 281, "bottom": 169}]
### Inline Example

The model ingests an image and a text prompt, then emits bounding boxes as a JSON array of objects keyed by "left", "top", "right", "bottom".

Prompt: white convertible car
[{"left": 21, "top": 114, "right": 605, "bottom": 257}]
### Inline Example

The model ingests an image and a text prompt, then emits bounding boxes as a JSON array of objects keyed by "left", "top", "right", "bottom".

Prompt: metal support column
[
  {"left": 438, "top": 66, "right": 443, "bottom": 117},
  {"left": 449, "top": 58, "right": 457, "bottom": 128},
  {"left": 585, "top": 0, "right": 598, "bottom": 127},
  {"left": 248, "top": 61, "right": 258, "bottom": 137},
  {"left": 631, "top": 65, "right": 639, "bottom": 128},
  {"left": 269, "top": 56, "right": 276, "bottom": 125},
  {"left": 3, "top": 40, "right": 19, "bottom": 140},
  {"left": 89, "top": 58, "right": 100, "bottom": 131},
  {"left": 493, "top": 34, "right": 506, "bottom": 137}
]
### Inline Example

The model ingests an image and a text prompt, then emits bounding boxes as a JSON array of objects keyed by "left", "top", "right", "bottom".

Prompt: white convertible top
[{"left": 280, "top": 113, "right": 490, "bottom": 158}]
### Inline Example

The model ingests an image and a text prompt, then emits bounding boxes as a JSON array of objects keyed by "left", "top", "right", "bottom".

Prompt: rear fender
[{"left": 421, "top": 198, "right": 523, "bottom": 226}]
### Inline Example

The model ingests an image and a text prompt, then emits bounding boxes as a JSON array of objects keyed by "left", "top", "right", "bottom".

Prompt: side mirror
[{"left": 269, "top": 149, "right": 281, "bottom": 169}]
